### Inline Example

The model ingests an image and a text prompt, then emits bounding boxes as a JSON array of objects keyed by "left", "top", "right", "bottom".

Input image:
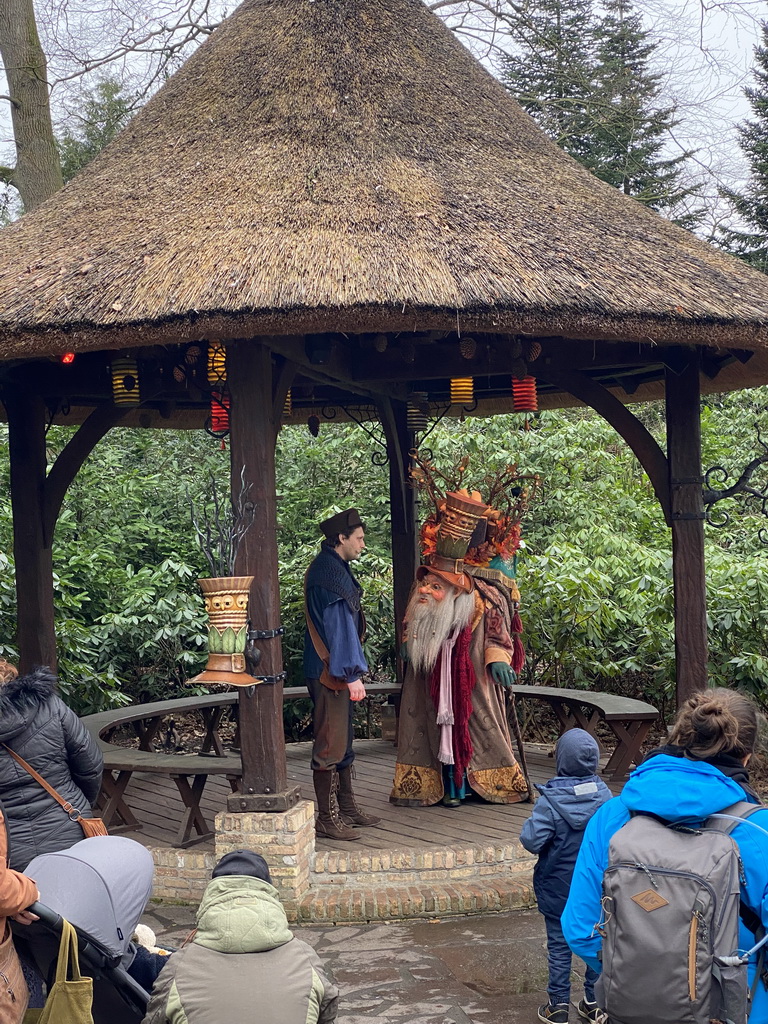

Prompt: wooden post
[
  {"left": 666, "top": 350, "right": 708, "bottom": 704},
  {"left": 376, "top": 399, "right": 418, "bottom": 682},
  {"left": 6, "top": 388, "right": 57, "bottom": 672},
  {"left": 227, "top": 342, "right": 300, "bottom": 812}
]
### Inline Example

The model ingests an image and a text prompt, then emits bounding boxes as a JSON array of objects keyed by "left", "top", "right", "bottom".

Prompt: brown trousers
[{"left": 306, "top": 678, "right": 355, "bottom": 771}]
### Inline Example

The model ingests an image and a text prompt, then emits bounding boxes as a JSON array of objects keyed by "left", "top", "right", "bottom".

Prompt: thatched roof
[{"left": 1, "top": 0, "right": 768, "bottom": 360}]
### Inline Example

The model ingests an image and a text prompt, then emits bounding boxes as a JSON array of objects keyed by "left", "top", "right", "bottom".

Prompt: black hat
[
  {"left": 319, "top": 507, "right": 365, "bottom": 541},
  {"left": 212, "top": 850, "right": 272, "bottom": 883}
]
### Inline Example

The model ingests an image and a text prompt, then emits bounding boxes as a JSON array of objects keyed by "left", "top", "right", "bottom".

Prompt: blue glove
[{"left": 489, "top": 661, "right": 515, "bottom": 687}]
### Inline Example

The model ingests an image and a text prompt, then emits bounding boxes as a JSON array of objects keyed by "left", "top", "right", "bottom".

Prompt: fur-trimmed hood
[{"left": 0, "top": 667, "right": 58, "bottom": 742}]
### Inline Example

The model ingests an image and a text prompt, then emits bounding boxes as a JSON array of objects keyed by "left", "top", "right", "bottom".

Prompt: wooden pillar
[
  {"left": 376, "top": 398, "right": 418, "bottom": 682},
  {"left": 6, "top": 389, "right": 57, "bottom": 672},
  {"left": 227, "top": 342, "right": 300, "bottom": 812},
  {"left": 666, "top": 350, "right": 708, "bottom": 704}
]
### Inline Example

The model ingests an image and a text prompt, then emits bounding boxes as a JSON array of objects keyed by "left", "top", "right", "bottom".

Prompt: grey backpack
[{"left": 596, "top": 802, "right": 763, "bottom": 1024}]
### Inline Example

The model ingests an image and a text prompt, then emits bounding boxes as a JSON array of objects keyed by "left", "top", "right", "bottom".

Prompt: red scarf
[{"left": 429, "top": 624, "right": 476, "bottom": 785}]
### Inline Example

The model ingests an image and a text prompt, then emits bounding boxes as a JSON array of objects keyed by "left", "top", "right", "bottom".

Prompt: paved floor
[{"left": 143, "top": 903, "right": 592, "bottom": 1023}]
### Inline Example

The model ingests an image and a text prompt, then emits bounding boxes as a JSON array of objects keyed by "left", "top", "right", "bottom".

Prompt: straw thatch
[{"left": 1, "top": 0, "right": 768, "bottom": 360}]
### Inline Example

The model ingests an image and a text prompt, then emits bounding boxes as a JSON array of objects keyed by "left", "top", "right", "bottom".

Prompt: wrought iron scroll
[
  {"left": 702, "top": 424, "right": 768, "bottom": 543},
  {"left": 334, "top": 404, "right": 389, "bottom": 465}
]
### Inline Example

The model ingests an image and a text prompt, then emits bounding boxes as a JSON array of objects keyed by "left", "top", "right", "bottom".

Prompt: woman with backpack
[{"left": 562, "top": 688, "right": 768, "bottom": 1024}]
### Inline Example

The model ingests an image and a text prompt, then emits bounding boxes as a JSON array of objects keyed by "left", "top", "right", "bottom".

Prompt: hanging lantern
[
  {"left": 407, "top": 392, "right": 429, "bottom": 432},
  {"left": 512, "top": 376, "right": 538, "bottom": 412},
  {"left": 450, "top": 377, "right": 474, "bottom": 406},
  {"left": 111, "top": 358, "right": 141, "bottom": 406},
  {"left": 283, "top": 389, "right": 292, "bottom": 418},
  {"left": 210, "top": 390, "right": 230, "bottom": 434},
  {"left": 458, "top": 336, "right": 477, "bottom": 360},
  {"left": 207, "top": 342, "right": 226, "bottom": 384}
]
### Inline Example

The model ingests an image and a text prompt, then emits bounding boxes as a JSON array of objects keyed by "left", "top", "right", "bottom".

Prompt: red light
[
  {"left": 61, "top": 351, "right": 75, "bottom": 364},
  {"left": 512, "top": 376, "right": 538, "bottom": 412}
]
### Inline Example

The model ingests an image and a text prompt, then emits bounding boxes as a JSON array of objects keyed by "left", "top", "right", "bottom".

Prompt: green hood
[{"left": 194, "top": 876, "right": 293, "bottom": 953}]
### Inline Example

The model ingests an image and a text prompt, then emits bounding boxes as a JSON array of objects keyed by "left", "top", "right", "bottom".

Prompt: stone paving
[{"left": 143, "top": 903, "right": 593, "bottom": 1023}]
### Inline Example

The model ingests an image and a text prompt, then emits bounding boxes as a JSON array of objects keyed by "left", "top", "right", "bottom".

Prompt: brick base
[{"left": 147, "top": 800, "right": 537, "bottom": 924}]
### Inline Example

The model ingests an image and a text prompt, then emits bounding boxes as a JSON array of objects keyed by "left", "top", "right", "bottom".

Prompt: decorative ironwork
[
  {"left": 702, "top": 424, "right": 768, "bottom": 542},
  {"left": 336, "top": 404, "right": 389, "bottom": 465}
]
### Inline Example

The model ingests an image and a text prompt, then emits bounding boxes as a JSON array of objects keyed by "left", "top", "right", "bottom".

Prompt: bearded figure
[{"left": 390, "top": 489, "right": 530, "bottom": 807}]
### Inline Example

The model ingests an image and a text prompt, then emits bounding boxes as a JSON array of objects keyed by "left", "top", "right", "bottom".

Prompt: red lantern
[
  {"left": 512, "top": 376, "right": 537, "bottom": 412},
  {"left": 210, "top": 390, "right": 230, "bottom": 434}
]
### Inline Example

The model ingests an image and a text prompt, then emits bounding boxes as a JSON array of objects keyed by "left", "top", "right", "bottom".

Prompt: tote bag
[{"left": 23, "top": 920, "right": 93, "bottom": 1024}]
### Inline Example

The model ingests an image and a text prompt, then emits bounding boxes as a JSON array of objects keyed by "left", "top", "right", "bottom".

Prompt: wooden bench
[
  {"left": 509, "top": 685, "right": 659, "bottom": 781},
  {"left": 82, "top": 684, "right": 399, "bottom": 847}
]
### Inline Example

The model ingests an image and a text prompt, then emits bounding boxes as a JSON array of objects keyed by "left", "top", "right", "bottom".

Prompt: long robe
[{"left": 390, "top": 583, "right": 530, "bottom": 806}]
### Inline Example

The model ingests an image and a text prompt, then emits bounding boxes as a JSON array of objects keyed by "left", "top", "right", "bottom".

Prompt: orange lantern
[{"left": 512, "top": 376, "right": 537, "bottom": 412}]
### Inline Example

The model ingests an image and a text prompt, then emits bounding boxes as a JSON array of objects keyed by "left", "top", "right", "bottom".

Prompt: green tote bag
[{"left": 24, "top": 919, "right": 93, "bottom": 1024}]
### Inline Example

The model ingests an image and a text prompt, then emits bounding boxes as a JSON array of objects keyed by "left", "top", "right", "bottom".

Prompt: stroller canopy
[{"left": 26, "top": 836, "right": 154, "bottom": 959}]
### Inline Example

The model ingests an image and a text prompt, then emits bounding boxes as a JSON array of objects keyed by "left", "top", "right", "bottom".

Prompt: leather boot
[
  {"left": 313, "top": 769, "right": 360, "bottom": 841},
  {"left": 337, "top": 765, "right": 381, "bottom": 826}
]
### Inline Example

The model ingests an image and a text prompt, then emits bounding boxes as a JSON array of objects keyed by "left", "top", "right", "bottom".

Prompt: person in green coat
[{"left": 141, "top": 851, "right": 338, "bottom": 1024}]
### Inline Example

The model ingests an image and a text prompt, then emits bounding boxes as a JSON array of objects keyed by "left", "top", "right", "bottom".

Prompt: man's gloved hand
[
  {"left": 399, "top": 641, "right": 409, "bottom": 663},
  {"left": 489, "top": 661, "right": 515, "bottom": 687}
]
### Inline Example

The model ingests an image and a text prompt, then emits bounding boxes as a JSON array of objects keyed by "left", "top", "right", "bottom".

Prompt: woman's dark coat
[{"left": 0, "top": 668, "right": 103, "bottom": 870}]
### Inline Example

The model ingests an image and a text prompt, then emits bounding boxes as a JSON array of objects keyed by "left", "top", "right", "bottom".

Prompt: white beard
[{"left": 405, "top": 587, "right": 475, "bottom": 675}]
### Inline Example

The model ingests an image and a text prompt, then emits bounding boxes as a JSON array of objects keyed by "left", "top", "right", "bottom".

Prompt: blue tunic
[{"left": 303, "top": 545, "right": 367, "bottom": 682}]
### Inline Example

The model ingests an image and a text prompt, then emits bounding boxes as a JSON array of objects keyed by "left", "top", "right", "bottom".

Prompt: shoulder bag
[{"left": 2, "top": 747, "right": 107, "bottom": 839}]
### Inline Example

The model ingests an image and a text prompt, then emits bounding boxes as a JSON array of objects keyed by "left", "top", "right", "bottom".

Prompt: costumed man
[
  {"left": 391, "top": 488, "right": 530, "bottom": 807},
  {"left": 304, "top": 508, "right": 381, "bottom": 841}
]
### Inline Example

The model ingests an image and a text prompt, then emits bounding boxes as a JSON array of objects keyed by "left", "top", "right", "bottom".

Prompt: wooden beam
[
  {"left": 43, "top": 402, "right": 130, "bottom": 545},
  {"left": 666, "top": 350, "right": 707, "bottom": 704},
  {"left": 376, "top": 398, "right": 418, "bottom": 684},
  {"left": 534, "top": 364, "right": 671, "bottom": 524},
  {"left": 227, "top": 343, "right": 300, "bottom": 812},
  {"left": 5, "top": 389, "right": 57, "bottom": 672}
]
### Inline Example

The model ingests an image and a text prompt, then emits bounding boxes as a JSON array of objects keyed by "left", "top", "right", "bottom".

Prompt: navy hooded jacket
[{"left": 519, "top": 728, "right": 612, "bottom": 918}]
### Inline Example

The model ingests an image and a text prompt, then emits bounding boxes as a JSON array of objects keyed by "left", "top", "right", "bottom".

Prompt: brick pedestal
[{"left": 214, "top": 798, "right": 316, "bottom": 919}]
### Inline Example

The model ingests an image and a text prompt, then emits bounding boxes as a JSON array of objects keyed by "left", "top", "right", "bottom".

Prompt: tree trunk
[{"left": 0, "top": 0, "right": 63, "bottom": 210}]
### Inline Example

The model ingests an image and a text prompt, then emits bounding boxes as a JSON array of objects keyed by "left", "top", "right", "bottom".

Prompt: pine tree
[
  {"left": 719, "top": 21, "right": 768, "bottom": 271},
  {"left": 500, "top": 0, "right": 598, "bottom": 164},
  {"left": 590, "top": 0, "right": 701, "bottom": 225},
  {"left": 501, "top": 0, "right": 701, "bottom": 226},
  {"left": 57, "top": 78, "right": 136, "bottom": 183}
]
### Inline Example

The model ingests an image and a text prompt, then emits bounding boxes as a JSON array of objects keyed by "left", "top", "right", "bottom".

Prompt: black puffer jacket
[{"left": 0, "top": 668, "right": 103, "bottom": 870}]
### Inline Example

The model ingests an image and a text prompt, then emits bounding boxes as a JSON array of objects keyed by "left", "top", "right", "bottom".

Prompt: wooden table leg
[
  {"left": 132, "top": 716, "right": 165, "bottom": 752},
  {"left": 200, "top": 707, "right": 226, "bottom": 757},
  {"left": 99, "top": 771, "right": 142, "bottom": 830},
  {"left": 602, "top": 721, "right": 654, "bottom": 780},
  {"left": 171, "top": 774, "right": 212, "bottom": 847}
]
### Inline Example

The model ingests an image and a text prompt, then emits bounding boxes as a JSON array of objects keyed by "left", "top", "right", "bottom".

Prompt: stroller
[{"left": 13, "top": 836, "right": 156, "bottom": 1024}]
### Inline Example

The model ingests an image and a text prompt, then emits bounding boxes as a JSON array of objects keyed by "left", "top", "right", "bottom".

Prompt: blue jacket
[
  {"left": 303, "top": 546, "right": 367, "bottom": 683},
  {"left": 562, "top": 753, "right": 768, "bottom": 1023},
  {"left": 519, "top": 729, "right": 612, "bottom": 918}
]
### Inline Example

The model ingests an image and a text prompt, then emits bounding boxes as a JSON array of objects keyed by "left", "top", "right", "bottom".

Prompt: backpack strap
[{"left": 708, "top": 800, "right": 768, "bottom": 996}]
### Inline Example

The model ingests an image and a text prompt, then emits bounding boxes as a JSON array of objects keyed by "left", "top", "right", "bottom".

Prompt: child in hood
[{"left": 520, "top": 729, "right": 611, "bottom": 1024}]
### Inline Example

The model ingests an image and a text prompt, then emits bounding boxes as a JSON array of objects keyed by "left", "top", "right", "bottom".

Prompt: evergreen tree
[
  {"left": 57, "top": 78, "right": 136, "bottom": 183},
  {"left": 590, "top": 0, "right": 701, "bottom": 226},
  {"left": 719, "top": 21, "right": 768, "bottom": 271},
  {"left": 500, "top": 0, "right": 598, "bottom": 164},
  {"left": 501, "top": 0, "right": 702, "bottom": 226}
]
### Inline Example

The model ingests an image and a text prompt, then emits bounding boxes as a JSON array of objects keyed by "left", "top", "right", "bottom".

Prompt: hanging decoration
[
  {"left": 111, "top": 358, "right": 141, "bottom": 406},
  {"left": 458, "top": 336, "right": 477, "bottom": 360},
  {"left": 450, "top": 377, "right": 474, "bottom": 406},
  {"left": 209, "top": 391, "right": 230, "bottom": 435},
  {"left": 512, "top": 376, "right": 538, "bottom": 413},
  {"left": 207, "top": 342, "right": 226, "bottom": 385},
  {"left": 283, "top": 390, "right": 292, "bottom": 419},
  {"left": 308, "top": 414, "right": 321, "bottom": 437},
  {"left": 407, "top": 392, "right": 430, "bottom": 433}
]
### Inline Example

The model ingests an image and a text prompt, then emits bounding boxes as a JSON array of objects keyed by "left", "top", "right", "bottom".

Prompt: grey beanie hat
[{"left": 212, "top": 850, "right": 272, "bottom": 883}]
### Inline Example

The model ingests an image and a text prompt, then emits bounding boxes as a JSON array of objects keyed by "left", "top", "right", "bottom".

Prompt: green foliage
[
  {"left": 719, "top": 20, "right": 768, "bottom": 271},
  {"left": 500, "top": 0, "right": 702, "bottom": 225},
  {"left": 57, "top": 78, "right": 136, "bottom": 183},
  {"left": 2, "top": 389, "right": 768, "bottom": 724}
]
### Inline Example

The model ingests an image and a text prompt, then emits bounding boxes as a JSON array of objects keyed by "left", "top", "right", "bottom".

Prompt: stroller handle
[{"left": 25, "top": 902, "right": 60, "bottom": 928}]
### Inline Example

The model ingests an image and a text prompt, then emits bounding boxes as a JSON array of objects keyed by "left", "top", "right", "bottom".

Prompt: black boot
[
  {"left": 313, "top": 769, "right": 360, "bottom": 841},
  {"left": 337, "top": 765, "right": 381, "bottom": 826}
]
